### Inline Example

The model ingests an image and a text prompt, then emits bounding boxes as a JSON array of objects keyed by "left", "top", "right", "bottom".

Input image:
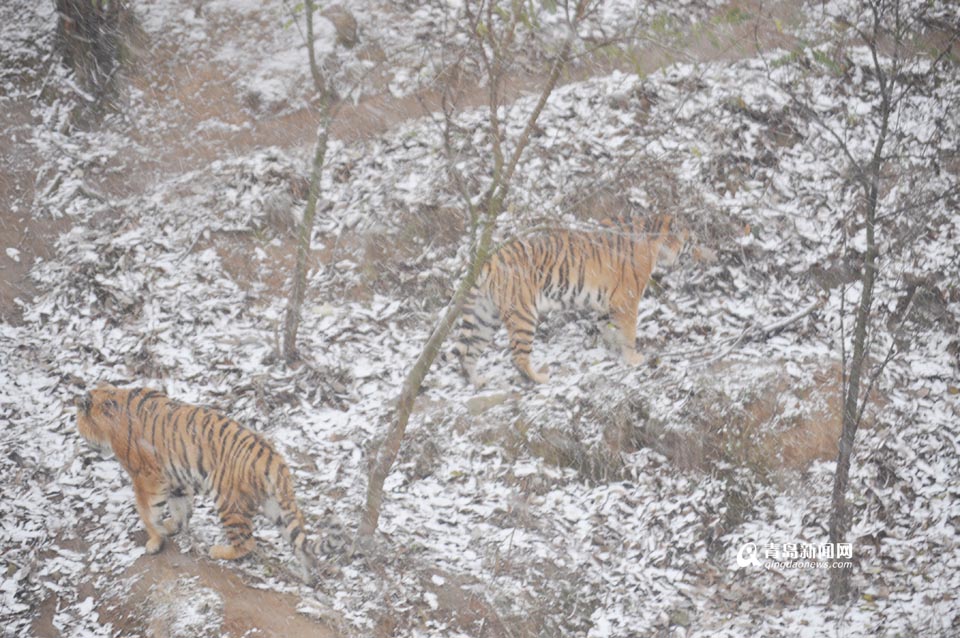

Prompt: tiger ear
[{"left": 75, "top": 394, "right": 93, "bottom": 414}]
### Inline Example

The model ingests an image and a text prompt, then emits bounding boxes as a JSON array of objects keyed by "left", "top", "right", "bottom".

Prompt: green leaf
[{"left": 812, "top": 49, "right": 843, "bottom": 75}]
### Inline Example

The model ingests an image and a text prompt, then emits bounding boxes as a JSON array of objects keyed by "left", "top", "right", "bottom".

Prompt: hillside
[{"left": 1, "top": 1, "right": 958, "bottom": 636}]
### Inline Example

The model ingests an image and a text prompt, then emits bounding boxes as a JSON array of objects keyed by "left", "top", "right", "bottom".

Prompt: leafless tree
[
  {"left": 360, "top": 0, "right": 598, "bottom": 536},
  {"left": 281, "top": 0, "right": 337, "bottom": 365},
  {"left": 762, "top": 0, "right": 957, "bottom": 603}
]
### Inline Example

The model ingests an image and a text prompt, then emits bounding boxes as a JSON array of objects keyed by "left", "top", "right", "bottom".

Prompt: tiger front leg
[
  {"left": 162, "top": 487, "right": 194, "bottom": 536},
  {"left": 132, "top": 477, "right": 168, "bottom": 554},
  {"left": 611, "top": 301, "right": 644, "bottom": 367}
]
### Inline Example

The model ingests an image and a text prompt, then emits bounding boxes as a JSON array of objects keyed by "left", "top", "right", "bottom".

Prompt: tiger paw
[
  {"left": 145, "top": 537, "right": 164, "bottom": 554},
  {"left": 162, "top": 518, "right": 181, "bottom": 536},
  {"left": 210, "top": 540, "right": 254, "bottom": 561},
  {"left": 623, "top": 351, "right": 645, "bottom": 366},
  {"left": 525, "top": 367, "right": 550, "bottom": 384},
  {"left": 209, "top": 544, "right": 236, "bottom": 561}
]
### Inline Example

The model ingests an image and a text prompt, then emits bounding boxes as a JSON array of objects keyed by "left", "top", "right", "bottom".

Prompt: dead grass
[
  {"left": 484, "top": 359, "right": 862, "bottom": 488},
  {"left": 646, "top": 359, "right": 885, "bottom": 480}
]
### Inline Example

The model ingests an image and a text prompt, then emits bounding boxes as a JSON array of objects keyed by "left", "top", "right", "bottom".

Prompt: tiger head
[
  {"left": 651, "top": 216, "right": 690, "bottom": 267},
  {"left": 75, "top": 386, "right": 123, "bottom": 452}
]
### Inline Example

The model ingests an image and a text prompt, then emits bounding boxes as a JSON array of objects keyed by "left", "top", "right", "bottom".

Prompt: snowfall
[{"left": 1, "top": 0, "right": 958, "bottom": 636}]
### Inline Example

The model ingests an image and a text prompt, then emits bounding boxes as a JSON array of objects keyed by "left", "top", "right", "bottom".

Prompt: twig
[
  {"left": 659, "top": 296, "right": 825, "bottom": 363},
  {"left": 175, "top": 232, "right": 204, "bottom": 265}
]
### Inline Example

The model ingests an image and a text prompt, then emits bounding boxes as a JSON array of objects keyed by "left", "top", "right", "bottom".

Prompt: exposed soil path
[
  {"left": 30, "top": 538, "right": 334, "bottom": 638},
  {"left": 0, "top": 99, "right": 61, "bottom": 324},
  {"left": 114, "top": 543, "right": 334, "bottom": 638},
  {"left": 122, "top": 0, "right": 801, "bottom": 177}
]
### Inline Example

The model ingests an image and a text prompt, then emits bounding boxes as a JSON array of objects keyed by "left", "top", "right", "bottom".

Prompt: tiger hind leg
[
  {"left": 504, "top": 306, "right": 548, "bottom": 384},
  {"left": 454, "top": 294, "right": 501, "bottom": 388},
  {"left": 210, "top": 506, "right": 256, "bottom": 561},
  {"left": 265, "top": 496, "right": 317, "bottom": 584}
]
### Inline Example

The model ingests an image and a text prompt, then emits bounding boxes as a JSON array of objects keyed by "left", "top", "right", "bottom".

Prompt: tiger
[
  {"left": 451, "top": 215, "right": 688, "bottom": 386},
  {"left": 75, "top": 385, "right": 317, "bottom": 584}
]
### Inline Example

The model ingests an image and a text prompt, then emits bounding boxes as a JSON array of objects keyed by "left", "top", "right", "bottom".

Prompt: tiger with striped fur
[
  {"left": 75, "top": 385, "right": 317, "bottom": 583},
  {"left": 451, "top": 215, "right": 688, "bottom": 386}
]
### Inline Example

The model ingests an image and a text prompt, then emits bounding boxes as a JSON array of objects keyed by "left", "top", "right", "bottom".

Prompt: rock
[
  {"left": 607, "top": 92, "right": 630, "bottom": 111},
  {"left": 669, "top": 608, "right": 692, "bottom": 627},
  {"left": 322, "top": 6, "right": 359, "bottom": 48},
  {"left": 262, "top": 189, "right": 297, "bottom": 236},
  {"left": 466, "top": 392, "right": 516, "bottom": 415}
]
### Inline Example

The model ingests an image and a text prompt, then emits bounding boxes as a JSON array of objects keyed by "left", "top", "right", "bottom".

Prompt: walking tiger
[
  {"left": 451, "top": 215, "right": 688, "bottom": 386},
  {"left": 75, "top": 385, "right": 317, "bottom": 583}
]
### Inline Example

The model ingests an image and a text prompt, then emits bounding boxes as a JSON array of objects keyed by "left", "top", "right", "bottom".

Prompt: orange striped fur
[
  {"left": 76, "top": 385, "right": 316, "bottom": 583},
  {"left": 452, "top": 215, "right": 688, "bottom": 386}
]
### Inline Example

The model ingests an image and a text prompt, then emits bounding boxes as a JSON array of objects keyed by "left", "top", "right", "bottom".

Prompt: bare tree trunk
[
  {"left": 360, "top": 0, "right": 590, "bottom": 536},
  {"left": 753, "top": 0, "right": 951, "bottom": 605},
  {"left": 282, "top": 106, "right": 331, "bottom": 364},
  {"left": 55, "top": 0, "right": 133, "bottom": 103},
  {"left": 828, "top": 5, "right": 891, "bottom": 599},
  {"left": 303, "top": 0, "right": 326, "bottom": 96},
  {"left": 281, "top": 0, "right": 340, "bottom": 364},
  {"left": 360, "top": 212, "right": 497, "bottom": 535},
  {"left": 827, "top": 195, "right": 878, "bottom": 603}
]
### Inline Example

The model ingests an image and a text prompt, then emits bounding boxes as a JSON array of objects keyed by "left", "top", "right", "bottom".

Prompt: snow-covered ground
[{"left": 2, "top": 1, "right": 959, "bottom": 636}]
